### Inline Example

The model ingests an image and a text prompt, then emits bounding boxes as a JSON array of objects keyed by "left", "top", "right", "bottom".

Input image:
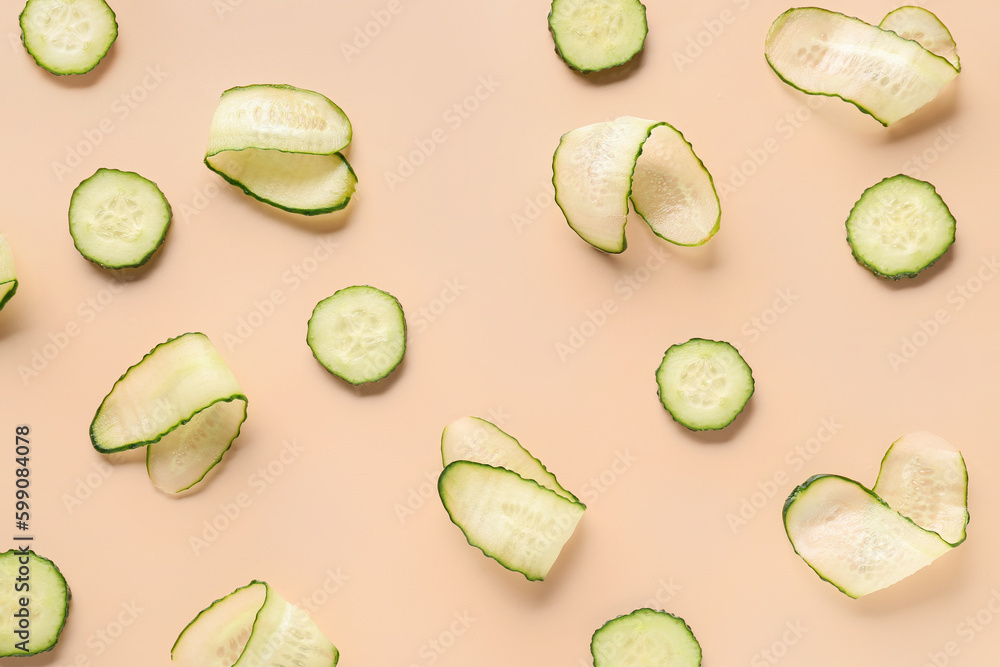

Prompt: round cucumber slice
[
  {"left": 307, "top": 285, "right": 406, "bottom": 385},
  {"left": 764, "top": 7, "right": 958, "bottom": 126},
  {"left": 0, "top": 550, "right": 70, "bottom": 657},
  {"left": 19, "top": 0, "right": 117, "bottom": 75},
  {"left": 171, "top": 580, "right": 339, "bottom": 667},
  {"left": 591, "top": 608, "right": 702, "bottom": 667},
  {"left": 548, "top": 0, "right": 647, "bottom": 72},
  {"left": 880, "top": 6, "right": 959, "bottom": 71},
  {"left": 655, "top": 338, "right": 753, "bottom": 431},
  {"left": 0, "top": 233, "right": 17, "bottom": 312},
  {"left": 205, "top": 84, "right": 356, "bottom": 216},
  {"left": 69, "top": 168, "right": 172, "bottom": 269},
  {"left": 845, "top": 174, "right": 955, "bottom": 280},
  {"left": 438, "top": 461, "right": 585, "bottom": 581},
  {"left": 90, "top": 332, "right": 248, "bottom": 493},
  {"left": 442, "top": 417, "right": 579, "bottom": 503}
]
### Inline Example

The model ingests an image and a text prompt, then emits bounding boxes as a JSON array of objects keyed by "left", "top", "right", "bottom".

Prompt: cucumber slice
[
  {"left": 764, "top": 7, "right": 958, "bottom": 126},
  {"left": 873, "top": 431, "right": 968, "bottom": 546},
  {"left": 845, "top": 174, "right": 955, "bottom": 279},
  {"left": 548, "top": 0, "right": 647, "bottom": 72},
  {"left": 783, "top": 475, "right": 952, "bottom": 598},
  {"left": 171, "top": 580, "right": 339, "bottom": 667},
  {"left": 0, "top": 550, "right": 70, "bottom": 656},
  {"left": 438, "top": 461, "right": 585, "bottom": 581},
  {"left": 307, "top": 285, "right": 406, "bottom": 385},
  {"left": 591, "top": 608, "right": 702, "bottom": 667},
  {"left": 90, "top": 332, "right": 247, "bottom": 493},
  {"left": 19, "top": 0, "right": 117, "bottom": 75},
  {"left": 655, "top": 338, "right": 754, "bottom": 431},
  {"left": 880, "top": 7, "right": 959, "bottom": 71},
  {"left": 205, "top": 84, "right": 356, "bottom": 216},
  {"left": 69, "top": 168, "right": 172, "bottom": 269},
  {"left": 553, "top": 117, "right": 720, "bottom": 253},
  {"left": 0, "top": 234, "right": 17, "bottom": 311},
  {"left": 442, "top": 417, "right": 579, "bottom": 503}
]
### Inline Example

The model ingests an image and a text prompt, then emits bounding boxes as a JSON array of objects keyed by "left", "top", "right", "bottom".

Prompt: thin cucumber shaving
[
  {"left": 205, "top": 84, "right": 356, "bottom": 215},
  {"left": 171, "top": 580, "right": 339, "bottom": 667},
  {"left": 20, "top": 0, "right": 117, "bottom": 75},
  {"left": 0, "top": 234, "right": 17, "bottom": 311},
  {"left": 845, "top": 174, "right": 955, "bottom": 279},
  {"left": 0, "top": 550, "right": 70, "bottom": 656},
  {"left": 591, "top": 608, "right": 702, "bottom": 667},
  {"left": 69, "top": 168, "right": 172, "bottom": 269},
  {"left": 655, "top": 338, "right": 754, "bottom": 431},
  {"left": 764, "top": 7, "right": 959, "bottom": 126},
  {"left": 784, "top": 432, "right": 968, "bottom": 598},
  {"left": 90, "top": 332, "right": 248, "bottom": 493},
  {"left": 548, "top": 0, "right": 647, "bottom": 72},
  {"left": 880, "top": 6, "right": 959, "bottom": 71},
  {"left": 553, "top": 116, "right": 719, "bottom": 253},
  {"left": 307, "top": 285, "right": 406, "bottom": 385}
]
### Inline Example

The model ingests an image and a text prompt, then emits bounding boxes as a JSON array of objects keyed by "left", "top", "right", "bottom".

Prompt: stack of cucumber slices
[
  {"left": 171, "top": 580, "right": 339, "bottom": 666},
  {"left": 205, "top": 84, "right": 357, "bottom": 216},
  {"left": 553, "top": 116, "right": 720, "bottom": 253},
  {"left": 784, "top": 432, "right": 968, "bottom": 598},
  {"left": 90, "top": 332, "right": 248, "bottom": 494},
  {"left": 765, "top": 7, "right": 961, "bottom": 126},
  {"left": 0, "top": 234, "right": 17, "bottom": 311},
  {"left": 0, "top": 550, "right": 70, "bottom": 657},
  {"left": 438, "top": 417, "right": 585, "bottom": 581},
  {"left": 591, "top": 608, "right": 702, "bottom": 667}
]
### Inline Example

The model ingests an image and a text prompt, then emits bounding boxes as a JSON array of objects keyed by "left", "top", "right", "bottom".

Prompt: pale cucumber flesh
[
  {"left": 656, "top": 338, "right": 753, "bottom": 431},
  {"left": 880, "top": 7, "right": 959, "bottom": 71},
  {"left": 20, "top": 0, "right": 118, "bottom": 75},
  {"left": 592, "top": 608, "right": 702, "bottom": 667},
  {"left": 548, "top": 0, "right": 647, "bottom": 72},
  {"left": 0, "top": 551, "right": 69, "bottom": 656},
  {"left": 0, "top": 234, "right": 15, "bottom": 311}
]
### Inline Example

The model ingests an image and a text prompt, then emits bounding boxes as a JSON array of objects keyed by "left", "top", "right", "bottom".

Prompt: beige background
[{"left": 3, "top": 0, "right": 1000, "bottom": 664}]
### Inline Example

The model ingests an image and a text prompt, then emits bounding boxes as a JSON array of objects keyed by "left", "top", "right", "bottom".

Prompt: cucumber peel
[
  {"left": 591, "top": 608, "right": 702, "bottom": 667},
  {"left": 784, "top": 432, "right": 968, "bottom": 598},
  {"left": 0, "top": 234, "right": 17, "bottom": 311},
  {"left": 20, "top": 0, "right": 118, "bottom": 75},
  {"left": 0, "top": 550, "right": 70, "bottom": 656},
  {"left": 764, "top": 7, "right": 959, "bottom": 126},
  {"left": 553, "top": 116, "right": 719, "bottom": 253},
  {"left": 548, "top": 0, "right": 648, "bottom": 72},
  {"left": 880, "top": 6, "right": 960, "bottom": 71},
  {"left": 655, "top": 338, "right": 754, "bottom": 431},
  {"left": 205, "top": 84, "right": 356, "bottom": 216},
  {"left": 90, "top": 332, "right": 248, "bottom": 493},
  {"left": 171, "top": 580, "right": 339, "bottom": 667}
]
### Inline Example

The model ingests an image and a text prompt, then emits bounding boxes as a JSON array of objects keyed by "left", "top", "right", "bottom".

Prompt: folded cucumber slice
[
  {"left": 548, "top": 0, "right": 647, "bottom": 72},
  {"left": 90, "top": 332, "right": 248, "bottom": 493},
  {"left": 69, "top": 168, "right": 172, "bottom": 269},
  {"left": 205, "top": 84, "right": 356, "bottom": 216},
  {"left": 19, "top": 0, "right": 117, "bottom": 75},
  {"left": 307, "top": 285, "right": 406, "bottom": 385},
  {"left": 0, "top": 234, "right": 17, "bottom": 311},
  {"left": 553, "top": 117, "right": 720, "bottom": 253},
  {"left": 171, "top": 580, "right": 339, "bottom": 667},
  {"left": 873, "top": 431, "right": 968, "bottom": 546},
  {"left": 442, "top": 417, "right": 579, "bottom": 503},
  {"left": 439, "top": 461, "right": 585, "bottom": 581},
  {"left": 655, "top": 338, "right": 754, "bottom": 431},
  {"left": 591, "top": 608, "right": 702, "bottom": 667},
  {"left": 880, "top": 6, "right": 959, "bottom": 71},
  {"left": 764, "top": 7, "right": 958, "bottom": 126},
  {"left": 845, "top": 174, "right": 955, "bottom": 280},
  {"left": 0, "top": 550, "right": 70, "bottom": 656}
]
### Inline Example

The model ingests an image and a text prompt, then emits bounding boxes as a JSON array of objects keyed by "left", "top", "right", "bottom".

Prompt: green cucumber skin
[
  {"left": 591, "top": 608, "right": 702, "bottom": 667},
  {"left": 547, "top": 0, "right": 648, "bottom": 73},
  {"left": 879, "top": 7, "right": 960, "bottom": 72},
  {"left": 0, "top": 280, "right": 17, "bottom": 311},
  {"left": 19, "top": 0, "right": 118, "bottom": 76},
  {"left": 0, "top": 550, "right": 71, "bottom": 657},
  {"left": 655, "top": 338, "right": 754, "bottom": 431},
  {"left": 89, "top": 332, "right": 247, "bottom": 454},
  {"left": 846, "top": 175, "right": 955, "bottom": 280},
  {"left": 205, "top": 153, "right": 357, "bottom": 216},
  {"left": 170, "top": 579, "right": 264, "bottom": 658}
]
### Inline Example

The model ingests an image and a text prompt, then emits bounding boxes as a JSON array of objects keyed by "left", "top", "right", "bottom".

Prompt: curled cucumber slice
[
  {"left": 171, "top": 580, "right": 338, "bottom": 667},
  {"left": 591, "top": 608, "right": 702, "bottom": 667},
  {"left": 880, "top": 6, "right": 959, "bottom": 71},
  {"left": 0, "top": 234, "right": 17, "bottom": 311},
  {"left": 764, "top": 7, "right": 958, "bottom": 126},
  {"left": 90, "top": 332, "right": 248, "bottom": 493},
  {"left": 205, "top": 84, "right": 356, "bottom": 216},
  {"left": 20, "top": 0, "right": 117, "bottom": 75},
  {"left": 0, "top": 550, "right": 70, "bottom": 656}
]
